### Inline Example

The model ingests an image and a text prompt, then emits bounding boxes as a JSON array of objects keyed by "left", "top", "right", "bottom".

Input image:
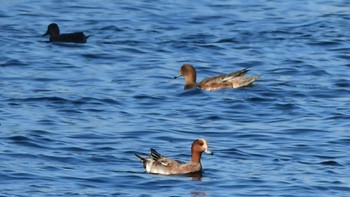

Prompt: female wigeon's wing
[
  {"left": 199, "top": 68, "right": 250, "bottom": 85},
  {"left": 228, "top": 75, "right": 261, "bottom": 88},
  {"left": 222, "top": 68, "right": 250, "bottom": 82},
  {"left": 199, "top": 75, "right": 225, "bottom": 85}
]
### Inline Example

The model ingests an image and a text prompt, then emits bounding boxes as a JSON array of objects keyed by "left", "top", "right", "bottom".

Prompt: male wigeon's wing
[
  {"left": 157, "top": 158, "right": 172, "bottom": 166},
  {"left": 175, "top": 160, "right": 186, "bottom": 164},
  {"left": 150, "top": 148, "right": 183, "bottom": 167},
  {"left": 150, "top": 148, "right": 164, "bottom": 161}
]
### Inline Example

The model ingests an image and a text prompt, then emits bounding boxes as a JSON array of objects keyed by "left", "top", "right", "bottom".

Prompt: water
[{"left": 1, "top": 0, "right": 350, "bottom": 196}]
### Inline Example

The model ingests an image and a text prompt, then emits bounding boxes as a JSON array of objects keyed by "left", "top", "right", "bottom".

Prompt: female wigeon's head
[
  {"left": 174, "top": 64, "right": 198, "bottom": 89},
  {"left": 43, "top": 23, "right": 60, "bottom": 37},
  {"left": 192, "top": 139, "right": 212, "bottom": 155},
  {"left": 179, "top": 64, "right": 196, "bottom": 80}
]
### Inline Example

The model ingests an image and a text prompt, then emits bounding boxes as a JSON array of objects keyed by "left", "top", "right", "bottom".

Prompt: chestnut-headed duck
[
  {"left": 135, "top": 139, "right": 213, "bottom": 175},
  {"left": 174, "top": 64, "right": 260, "bottom": 91},
  {"left": 43, "top": 23, "right": 89, "bottom": 43}
]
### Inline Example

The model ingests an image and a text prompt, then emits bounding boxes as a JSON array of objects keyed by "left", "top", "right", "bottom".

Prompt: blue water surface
[{"left": 0, "top": 0, "right": 350, "bottom": 196}]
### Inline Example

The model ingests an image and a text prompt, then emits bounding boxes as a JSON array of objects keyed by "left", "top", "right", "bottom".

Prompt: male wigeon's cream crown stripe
[
  {"left": 135, "top": 139, "right": 212, "bottom": 175},
  {"left": 43, "top": 23, "right": 89, "bottom": 43},
  {"left": 174, "top": 64, "right": 260, "bottom": 91}
]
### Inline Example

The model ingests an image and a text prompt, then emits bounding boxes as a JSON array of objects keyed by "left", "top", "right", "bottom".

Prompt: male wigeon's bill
[
  {"left": 43, "top": 23, "right": 89, "bottom": 43},
  {"left": 174, "top": 64, "right": 260, "bottom": 91},
  {"left": 135, "top": 139, "right": 212, "bottom": 175}
]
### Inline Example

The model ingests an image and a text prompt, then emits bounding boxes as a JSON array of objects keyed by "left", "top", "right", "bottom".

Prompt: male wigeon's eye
[{"left": 198, "top": 140, "right": 204, "bottom": 146}]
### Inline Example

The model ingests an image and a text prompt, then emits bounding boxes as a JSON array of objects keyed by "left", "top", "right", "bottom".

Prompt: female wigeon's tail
[{"left": 238, "top": 75, "right": 261, "bottom": 87}]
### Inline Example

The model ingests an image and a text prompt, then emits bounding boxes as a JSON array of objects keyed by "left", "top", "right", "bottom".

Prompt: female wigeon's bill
[
  {"left": 43, "top": 23, "right": 89, "bottom": 43},
  {"left": 174, "top": 64, "right": 260, "bottom": 91},
  {"left": 135, "top": 139, "right": 212, "bottom": 175}
]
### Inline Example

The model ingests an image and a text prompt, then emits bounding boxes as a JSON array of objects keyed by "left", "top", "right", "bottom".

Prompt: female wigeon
[
  {"left": 43, "top": 23, "right": 89, "bottom": 43},
  {"left": 135, "top": 139, "right": 213, "bottom": 175},
  {"left": 174, "top": 64, "right": 260, "bottom": 91}
]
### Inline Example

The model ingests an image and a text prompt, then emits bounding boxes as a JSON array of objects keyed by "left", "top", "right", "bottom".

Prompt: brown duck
[{"left": 175, "top": 64, "right": 260, "bottom": 91}]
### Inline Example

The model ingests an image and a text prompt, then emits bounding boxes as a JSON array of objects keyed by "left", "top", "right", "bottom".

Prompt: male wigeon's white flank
[
  {"left": 174, "top": 64, "right": 260, "bottom": 91},
  {"left": 43, "top": 23, "right": 89, "bottom": 43},
  {"left": 134, "top": 139, "right": 213, "bottom": 175}
]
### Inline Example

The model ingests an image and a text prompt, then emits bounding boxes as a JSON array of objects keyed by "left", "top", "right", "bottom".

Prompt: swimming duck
[
  {"left": 43, "top": 23, "right": 89, "bottom": 43},
  {"left": 174, "top": 64, "right": 260, "bottom": 91},
  {"left": 135, "top": 139, "right": 212, "bottom": 175}
]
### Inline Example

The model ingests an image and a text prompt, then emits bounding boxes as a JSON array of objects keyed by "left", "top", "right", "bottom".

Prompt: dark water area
[{"left": 1, "top": 0, "right": 350, "bottom": 196}]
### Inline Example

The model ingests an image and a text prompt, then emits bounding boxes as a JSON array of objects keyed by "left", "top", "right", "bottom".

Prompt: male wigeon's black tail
[
  {"left": 134, "top": 152, "right": 146, "bottom": 162},
  {"left": 134, "top": 152, "right": 148, "bottom": 169}
]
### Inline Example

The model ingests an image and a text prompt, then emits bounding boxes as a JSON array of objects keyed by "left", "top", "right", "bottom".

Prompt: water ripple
[{"left": 1, "top": 0, "right": 350, "bottom": 196}]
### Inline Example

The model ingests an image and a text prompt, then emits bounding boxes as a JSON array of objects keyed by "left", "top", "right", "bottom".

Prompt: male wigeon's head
[
  {"left": 192, "top": 139, "right": 212, "bottom": 154},
  {"left": 43, "top": 23, "right": 60, "bottom": 37}
]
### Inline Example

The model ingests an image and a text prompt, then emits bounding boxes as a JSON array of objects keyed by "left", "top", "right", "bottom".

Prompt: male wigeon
[
  {"left": 43, "top": 23, "right": 89, "bottom": 43},
  {"left": 135, "top": 139, "right": 213, "bottom": 175},
  {"left": 174, "top": 64, "right": 260, "bottom": 91}
]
